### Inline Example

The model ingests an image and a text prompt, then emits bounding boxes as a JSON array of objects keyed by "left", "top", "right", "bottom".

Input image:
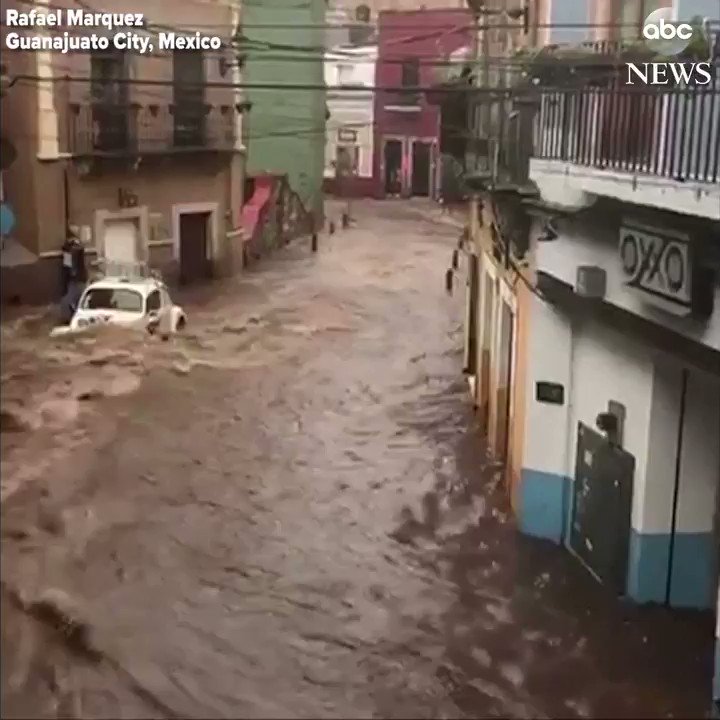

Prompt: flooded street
[{"left": 1, "top": 200, "right": 712, "bottom": 719}]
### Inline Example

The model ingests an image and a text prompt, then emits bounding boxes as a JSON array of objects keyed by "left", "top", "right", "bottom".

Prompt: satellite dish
[{"left": 0, "top": 137, "right": 17, "bottom": 170}]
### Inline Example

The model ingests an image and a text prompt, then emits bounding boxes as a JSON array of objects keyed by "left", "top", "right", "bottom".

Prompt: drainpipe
[
  {"left": 665, "top": 367, "right": 689, "bottom": 606},
  {"left": 63, "top": 165, "right": 70, "bottom": 237}
]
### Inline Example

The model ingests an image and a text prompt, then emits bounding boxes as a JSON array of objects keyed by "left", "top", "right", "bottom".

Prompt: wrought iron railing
[
  {"left": 67, "top": 102, "right": 238, "bottom": 156},
  {"left": 383, "top": 89, "right": 421, "bottom": 107},
  {"left": 534, "top": 76, "right": 720, "bottom": 184}
]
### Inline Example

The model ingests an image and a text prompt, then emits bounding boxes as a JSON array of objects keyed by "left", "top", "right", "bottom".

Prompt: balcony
[
  {"left": 67, "top": 101, "right": 240, "bottom": 158},
  {"left": 530, "top": 79, "right": 720, "bottom": 218},
  {"left": 383, "top": 90, "right": 422, "bottom": 112}
]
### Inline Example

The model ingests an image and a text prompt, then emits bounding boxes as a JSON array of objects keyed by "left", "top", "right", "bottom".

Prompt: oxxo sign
[
  {"left": 619, "top": 222, "right": 693, "bottom": 316},
  {"left": 625, "top": 8, "right": 713, "bottom": 86}
]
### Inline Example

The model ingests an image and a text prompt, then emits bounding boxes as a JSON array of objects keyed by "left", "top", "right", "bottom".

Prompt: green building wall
[{"left": 242, "top": 0, "right": 326, "bottom": 226}]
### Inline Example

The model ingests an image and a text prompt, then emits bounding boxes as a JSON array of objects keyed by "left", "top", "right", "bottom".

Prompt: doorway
[
  {"left": 411, "top": 141, "right": 432, "bottom": 197},
  {"left": 179, "top": 212, "right": 211, "bottom": 284},
  {"left": 383, "top": 139, "right": 403, "bottom": 197},
  {"left": 463, "top": 253, "right": 479, "bottom": 377},
  {"left": 569, "top": 423, "right": 635, "bottom": 594},
  {"left": 495, "top": 299, "right": 514, "bottom": 461},
  {"left": 103, "top": 218, "right": 140, "bottom": 265},
  {"left": 477, "top": 270, "right": 494, "bottom": 433}
]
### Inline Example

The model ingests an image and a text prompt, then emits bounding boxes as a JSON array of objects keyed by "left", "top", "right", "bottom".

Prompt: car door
[
  {"left": 146, "top": 289, "right": 162, "bottom": 330},
  {"left": 159, "top": 287, "right": 174, "bottom": 326}
]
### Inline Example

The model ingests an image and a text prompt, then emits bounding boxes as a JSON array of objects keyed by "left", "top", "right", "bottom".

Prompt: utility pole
[
  {"left": 336, "top": 146, "right": 354, "bottom": 229},
  {"left": 482, "top": 7, "right": 491, "bottom": 140}
]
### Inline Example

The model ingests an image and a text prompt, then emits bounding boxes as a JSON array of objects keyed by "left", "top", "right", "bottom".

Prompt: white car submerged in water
[{"left": 51, "top": 276, "right": 187, "bottom": 338}]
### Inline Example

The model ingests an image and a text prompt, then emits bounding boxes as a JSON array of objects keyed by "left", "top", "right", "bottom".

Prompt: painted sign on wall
[{"left": 619, "top": 222, "right": 692, "bottom": 315}]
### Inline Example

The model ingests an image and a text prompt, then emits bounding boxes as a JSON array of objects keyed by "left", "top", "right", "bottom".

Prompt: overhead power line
[
  {"left": 10, "top": 74, "right": 720, "bottom": 94},
  {"left": 5, "top": 0, "right": 705, "bottom": 31}
]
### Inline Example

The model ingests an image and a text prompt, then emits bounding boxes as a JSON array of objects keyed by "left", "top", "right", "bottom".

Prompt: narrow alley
[{"left": 0, "top": 201, "right": 712, "bottom": 719}]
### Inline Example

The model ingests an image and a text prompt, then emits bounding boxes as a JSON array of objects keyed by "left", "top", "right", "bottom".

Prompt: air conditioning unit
[{"left": 575, "top": 265, "right": 606, "bottom": 299}]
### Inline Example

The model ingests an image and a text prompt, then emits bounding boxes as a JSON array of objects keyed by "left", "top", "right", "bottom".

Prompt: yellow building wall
[
  {"left": 468, "top": 193, "right": 529, "bottom": 507},
  {"left": 508, "top": 278, "right": 531, "bottom": 513}
]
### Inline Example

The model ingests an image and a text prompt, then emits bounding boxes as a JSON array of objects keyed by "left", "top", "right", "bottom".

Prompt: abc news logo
[
  {"left": 642, "top": 17, "right": 694, "bottom": 43},
  {"left": 626, "top": 12, "right": 714, "bottom": 86}
]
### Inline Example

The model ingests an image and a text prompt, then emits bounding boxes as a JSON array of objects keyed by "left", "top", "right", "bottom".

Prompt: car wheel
[{"left": 175, "top": 316, "right": 186, "bottom": 332}]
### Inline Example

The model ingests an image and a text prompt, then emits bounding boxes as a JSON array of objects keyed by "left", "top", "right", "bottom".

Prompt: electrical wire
[
  {"left": 9, "top": 0, "right": 714, "bottom": 71},
  {"left": 9, "top": 73, "right": 719, "bottom": 99},
  {"left": 7, "top": 0, "right": 707, "bottom": 32}
]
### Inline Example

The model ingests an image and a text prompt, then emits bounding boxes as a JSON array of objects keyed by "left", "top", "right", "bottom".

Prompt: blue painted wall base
[
  {"left": 518, "top": 468, "right": 571, "bottom": 544},
  {"left": 627, "top": 529, "right": 715, "bottom": 609},
  {"left": 517, "top": 469, "right": 715, "bottom": 610}
]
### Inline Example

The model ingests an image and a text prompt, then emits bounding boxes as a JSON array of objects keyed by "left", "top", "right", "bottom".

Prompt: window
[
  {"left": 146, "top": 290, "right": 161, "bottom": 312},
  {"left": 81, "top": 288, "right": 143, "bottom": 312},
  {"left": 355, "top": 4, "right": 371, "bottom": 23},
  {"left": 89, "top": 49, "right": 128, "bottom": 151},
  {"left": 401, "top": 59, "right": 420, "bottom": 88},
  {"left": 173, "top": 50, "right": 205, "bottom": 146},
  {"left": 90, "top": 49, "right": 126, "bottom": 104}
]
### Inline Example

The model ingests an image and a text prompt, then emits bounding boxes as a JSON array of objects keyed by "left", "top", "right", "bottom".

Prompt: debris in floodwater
[{"left": 77, "top": 390, "right": 102, "bottom": 402}]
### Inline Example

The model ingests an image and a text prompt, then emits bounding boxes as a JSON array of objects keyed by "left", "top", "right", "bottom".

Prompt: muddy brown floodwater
[{"left": 0, "top": 200, "right": 713, "bottom": 719}]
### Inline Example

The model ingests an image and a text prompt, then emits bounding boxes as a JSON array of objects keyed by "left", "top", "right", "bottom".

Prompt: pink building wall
[{"left": 373, "top": 8, "right": 473, "bottom": 198}]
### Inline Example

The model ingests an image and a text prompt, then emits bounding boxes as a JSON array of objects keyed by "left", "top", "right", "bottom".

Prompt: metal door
[{"left": 570, "top": 423, "right": 635, "bottom": 595}]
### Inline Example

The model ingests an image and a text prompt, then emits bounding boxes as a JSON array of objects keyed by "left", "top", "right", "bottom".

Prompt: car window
[
  {"left": 81, "top": 288, "right": 143, "bottom": 312},
  {"left": 146, "top": 290, "right": 161, "bottom": 313}
]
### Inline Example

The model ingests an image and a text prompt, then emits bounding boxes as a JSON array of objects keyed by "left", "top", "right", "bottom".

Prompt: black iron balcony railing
[
  {"left": 68, "top": 102, "right": 238, "bottom": 157},
  {"left": 534, "top": 78, "right": 720, "bottom": 184}
]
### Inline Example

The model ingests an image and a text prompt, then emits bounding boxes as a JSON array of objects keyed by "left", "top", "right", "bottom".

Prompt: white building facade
[
  {"left": 462, "top": 0, "right": 720, "bottom": 612},
  {"left": 324, "top": 45, "right": 377, "bottom": 197},
  {"left": 519, "top": 75, "right": 720, "bottom": 612},
  {"left": 460, "top": 0, "right": 720, "bottom": 711}
]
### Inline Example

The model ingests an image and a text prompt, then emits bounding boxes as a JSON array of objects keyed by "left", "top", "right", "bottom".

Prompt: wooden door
[{"left": 179, "top": 212, "right": 211, "bottom": 284}]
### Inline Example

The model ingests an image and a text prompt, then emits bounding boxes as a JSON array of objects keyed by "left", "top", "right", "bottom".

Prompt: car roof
[{"left": 85, "top": 277, "right": 162, "bottom": 297}]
